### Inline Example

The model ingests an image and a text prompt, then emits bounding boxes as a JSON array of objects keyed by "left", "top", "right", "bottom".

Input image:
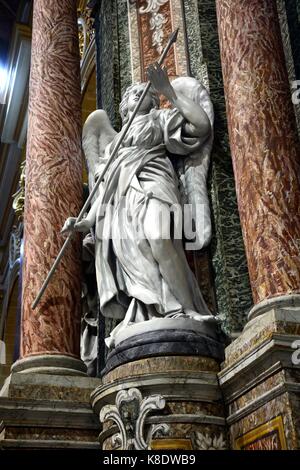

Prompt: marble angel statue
[{"left": 62, "top": 64, "right": 219, "bottom": 349}]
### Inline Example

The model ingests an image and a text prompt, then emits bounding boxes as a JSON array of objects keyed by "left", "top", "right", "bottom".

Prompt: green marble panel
[
  {"left": 184, "top": 0, "right": 253, "bottom": 333},
  {"left": 117, "top": 0, "right": 132, "bottom": 97},
  {"left": 284, "top": 0, "right": 300, "bottom": 79},
  {"left": 93, "top": 0, "right": 132, "bottom": 370},
  {"left": 95, "top": 0, "right": 131, "bottom": 129}
]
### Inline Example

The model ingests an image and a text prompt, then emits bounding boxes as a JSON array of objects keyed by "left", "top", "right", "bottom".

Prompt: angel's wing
[
  {"left": 82, "top": 110, "right": 117, "bottom": 198},
  {"left": 171, "top": 77, "right": 214, "bottom": 250}
]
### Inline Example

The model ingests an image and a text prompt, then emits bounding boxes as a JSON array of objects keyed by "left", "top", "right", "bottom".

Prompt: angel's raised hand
[{"left": 146, "top": 63, "right": 177, "bottom": 103}]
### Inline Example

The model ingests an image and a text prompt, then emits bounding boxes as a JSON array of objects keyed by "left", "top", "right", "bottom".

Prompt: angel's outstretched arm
[
  {"left": 147, "top": 63, "right": 211, "bottom": 139},
  {"left": 81, "top": 196, "right": 99, "bottom": 227}
]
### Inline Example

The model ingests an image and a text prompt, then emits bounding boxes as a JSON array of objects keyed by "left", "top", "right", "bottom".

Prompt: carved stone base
[
  {"left": 0, "top": 372, "right": 101, "bottom": 449},
  {"left": 103, "top": 329, "right": 225, "bottom": 375},
  {"left": 91, "top": 356, "right": 228, "bottom": 450},
  {"left": 219, "top": 303, "right": 300, "bottom": 450}
]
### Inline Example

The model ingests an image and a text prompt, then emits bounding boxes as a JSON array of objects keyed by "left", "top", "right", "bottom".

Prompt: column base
[
  {"left": 248, "top": 294, "right": 300, "bottom": 320},
  {"left": 92, "top": 355, "right": 228, "bottom": 450},
  {"left": 219, "top": 301, "right": 300, "bottom": 450},
  {"left": 0, "top": 371, "right": 101, "bottom": 449},
  {"left": 11, "top": 354, "right": 87, "bottom": 376}
]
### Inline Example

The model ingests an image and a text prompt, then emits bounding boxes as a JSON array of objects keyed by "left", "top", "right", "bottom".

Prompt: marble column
[
  {"left": 13, "top": 0, "right": 85, "bottom": 374},
  {"left": 216, "top": 0, "right": 300, "bottom": 319}
]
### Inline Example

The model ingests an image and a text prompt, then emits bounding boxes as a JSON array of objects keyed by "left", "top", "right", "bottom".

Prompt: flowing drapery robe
[{"left": 94, "top": 108, "right": 212, "bottom": 341}]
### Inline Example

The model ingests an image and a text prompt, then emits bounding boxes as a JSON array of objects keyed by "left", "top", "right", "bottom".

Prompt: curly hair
[{"left": 119, "top": 82, "right": 160, "bottom": 123}]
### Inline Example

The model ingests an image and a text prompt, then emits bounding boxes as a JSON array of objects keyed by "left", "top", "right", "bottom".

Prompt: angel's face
[{"left": 127, "top": 83, "right": 153, "bottom": 114}]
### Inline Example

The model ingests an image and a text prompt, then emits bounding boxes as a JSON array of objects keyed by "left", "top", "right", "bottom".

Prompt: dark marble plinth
[{"left": 102, "top": 329, "right": 225, "bottom": 375}]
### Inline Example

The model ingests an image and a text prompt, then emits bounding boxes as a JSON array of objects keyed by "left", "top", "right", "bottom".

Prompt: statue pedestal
[
  {"left": 0, "top": 372, "right": 101, "bottom": 449},
  {"left": 104, "top": 330, "right": 225, "bottom": 375},
  {"left": 219, "top": 300, "right": 300, "bottom": 450},
  {"left": 103, "top": 318, "right": 225, "bottom": 374},
  {"left": 92, "top": 355, "right": 228, "bottom": 450}
]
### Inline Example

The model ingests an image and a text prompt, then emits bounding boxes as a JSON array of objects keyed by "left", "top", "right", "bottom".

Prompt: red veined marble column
[
  {"left": 216, "top": 0, "right": 300, "bottom": 319},
  {"left": 13, "top": 0, "right": 85, "bottom": 374}
]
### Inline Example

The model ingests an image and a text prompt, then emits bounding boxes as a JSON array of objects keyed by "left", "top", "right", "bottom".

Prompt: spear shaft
[{"left": 32, "top": 28, "right": 179, "bottom": 310}]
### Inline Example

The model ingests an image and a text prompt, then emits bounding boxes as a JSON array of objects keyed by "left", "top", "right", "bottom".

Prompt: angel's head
[{"left": 119, "top": 82, "right": 160, "bottom": 123}]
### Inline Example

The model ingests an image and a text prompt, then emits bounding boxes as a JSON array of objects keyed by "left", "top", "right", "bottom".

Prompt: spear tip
[{"left": 169, "top": 27, "right": 179, "bottom": 45}]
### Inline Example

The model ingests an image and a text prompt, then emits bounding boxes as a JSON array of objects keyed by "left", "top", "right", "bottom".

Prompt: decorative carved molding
[
  {"left": 12, "top": 160, "right": 26, "bottom": 220},
  {"left": 139, "top": 0, "right": 169, "bottom": 54},
  {"left": 77, "top": 1, "right": 95, "bottom": 62},
  {"left": 99, "top": 388, "right": 169, "bottom": 450},
  {"left": 8, "top": 223, "right": 23, "bottom": 270},
  {"left": 192, "top": 432, "right": 227, "bottom": 450},
  {"left": 77, "top": 0, "right": 96, "bottom": 95}
]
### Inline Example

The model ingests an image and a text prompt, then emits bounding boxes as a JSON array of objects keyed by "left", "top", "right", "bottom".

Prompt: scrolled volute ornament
[{"left": 99, "top": 388, "right": 169, "bottom": 450}]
